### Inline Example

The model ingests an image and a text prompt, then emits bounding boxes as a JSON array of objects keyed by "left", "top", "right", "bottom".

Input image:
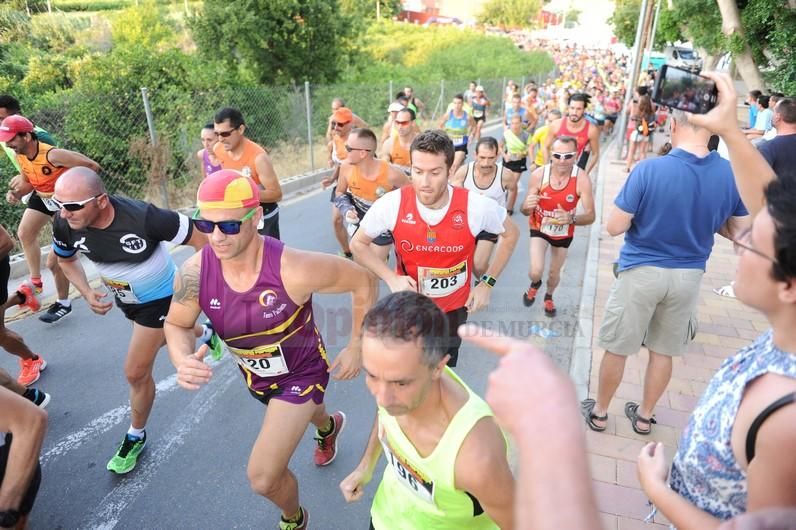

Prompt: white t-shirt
[{"left": 360, "top": 185, "right": 507, "bottom": 240}]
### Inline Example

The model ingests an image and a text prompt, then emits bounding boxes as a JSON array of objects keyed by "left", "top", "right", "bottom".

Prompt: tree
[
  {"left": 340, "top": 0, "right": 402, "bottom": 20},
  {"left": 478, "top": 0, "right": 543, "bottom": 28},
  {"left": 189, "top": 0, "right": 358, "bottom": 85}
]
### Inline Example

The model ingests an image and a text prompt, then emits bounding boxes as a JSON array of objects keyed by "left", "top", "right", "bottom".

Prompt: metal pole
[
  {"left": 389, "top": 80, "right": 393, "bottom": 105},
  {"left": 647, "top": 0, "right": 662, "bottom": 59},
  {"left": 140, "top": 87, "right": 169, "bottom": 209},
  {"left": 305, "top": 81, "right": 314, "bottom": 172},
  {"left": 376, "top": 0, "right": 380, "bottom": 20},
  {"left": 501, "top": 77, "right": 507, "bottom": 120},
  {"left": 615, "top": 0, "right": 650, "bottom": 158},
  {"left": 521, "top": 75, "right": 526, "bottom": 90},
  {"left": 440, "top": 79, "right": 445, "bottom": 111}
]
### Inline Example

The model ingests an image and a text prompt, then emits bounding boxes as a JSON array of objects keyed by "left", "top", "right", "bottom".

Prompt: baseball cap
[
  {"left": 387, "top": 102, "right": 404, "bottom": 113},
  {"left": 475, "top": 85, "right": 485, "bottom": 92},
  {"left": 333, "top": 107, "right": 353, "bottom": 124},
  {"left": 197, "top": 169, "right": 260, "bottom": 210},
  {"left": 0, "top": 115, "right": 34, "bottom": 143}
]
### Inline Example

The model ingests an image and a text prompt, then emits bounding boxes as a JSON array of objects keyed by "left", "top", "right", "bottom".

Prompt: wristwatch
[
  {"left": 0, "top": 510, "right": 20, "bottom": 528},
  {"left": 480, "top": 274, "right": 497, "bottom": 288},
  {"left": 571, "top": 212, "right": 577, "bottom": 225}
]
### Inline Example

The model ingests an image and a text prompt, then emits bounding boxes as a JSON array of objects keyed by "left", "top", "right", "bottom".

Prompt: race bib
[
  {"left": 102, "top": 277, "right": 140, "bottom": 304},
  {"left": 473, "top": 109, "right": 484, "bottom": 118},
  {"left": 232, "top": 344, "right": 289, "bottom": 378},
  {"left": 450, "top": 135, "right": 465, "bottom": 147},
  {"left": 540, "top": 218, "right": 569, "bottom": 238},
  {"left": 40, "top": 196, "right": 60, "bottom": 212},
  {"left": 417, "top": 261, "right": 467, "bottom": 298},
  {"left": 381, "top": 439, "right": 435, "bottom": 504}
]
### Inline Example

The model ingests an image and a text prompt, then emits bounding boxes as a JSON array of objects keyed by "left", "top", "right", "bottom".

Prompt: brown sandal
[
  {"left": 625, "top": 402, "right": 656, "bottom": 435},
  {"left": 581, "top": 399, "right": 608, "bottom": 432}
]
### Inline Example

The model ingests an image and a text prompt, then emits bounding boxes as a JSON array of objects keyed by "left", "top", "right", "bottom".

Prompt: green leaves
[{"left": 478, "top": 0, "right": 544, "bottom": 28}]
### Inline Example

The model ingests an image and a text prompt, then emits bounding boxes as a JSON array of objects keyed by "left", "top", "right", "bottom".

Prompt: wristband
[{"left": 480, "top": 274, "right": 496, "bottom": 288}]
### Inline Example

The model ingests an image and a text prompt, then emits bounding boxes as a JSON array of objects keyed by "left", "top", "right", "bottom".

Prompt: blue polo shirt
[{"left": 614, "top": 148, "right": 748, "bottom": 272}]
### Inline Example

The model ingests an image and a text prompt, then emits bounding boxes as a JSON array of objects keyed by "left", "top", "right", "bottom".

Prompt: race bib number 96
[
  {"left": 381, "top": 440, "right": 435, "bottom": 504},
  {"left": 417, "top": 261, "right": 467, "bottom": 298}
]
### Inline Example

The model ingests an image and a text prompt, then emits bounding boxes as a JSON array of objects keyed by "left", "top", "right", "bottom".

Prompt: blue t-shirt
[
  {"left": 753, "top": 108, "right": 773, "bottom": 132},
  {"left": 758, "top": 133, "right": 796, "bottom": 179},
  {"left": 748, "top": 105, "right": 758, "bottom": 129},
  {"left": 615, "top": 148, "right": 748, "bottom": 272}
]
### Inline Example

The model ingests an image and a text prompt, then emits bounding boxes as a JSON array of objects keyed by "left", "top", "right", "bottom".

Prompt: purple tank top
[
  {"left": 203, "top": 149, "right": 222, "bottom": 176},
  {"left": 198, "top": 237, "right": 327, "bottom": 392}
]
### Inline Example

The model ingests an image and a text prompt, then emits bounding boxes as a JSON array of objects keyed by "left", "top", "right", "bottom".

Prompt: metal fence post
[
  {"left": 305, "top": 81, "right": 314, "bottom": 172},
  {"left": 521, "top": 75, "right": 526, "bottom": 89},
  {"left": 140, "top": 87, "right": 169, "bottom": 209},
  {"left": 389, "top": 80, "right": 393, "bottom": 105},
  {"left": 440, "top": 79, "right": 445, "bottom": 110}
]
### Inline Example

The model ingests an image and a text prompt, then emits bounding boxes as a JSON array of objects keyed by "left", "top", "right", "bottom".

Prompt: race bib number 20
[{"left": 233, "top": 344, "right": 289, "bottom": 378}]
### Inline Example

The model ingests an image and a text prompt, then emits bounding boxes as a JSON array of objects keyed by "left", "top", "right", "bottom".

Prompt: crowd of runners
[{"left": 0, "top": 38, "right": 795, "bottom": 530}]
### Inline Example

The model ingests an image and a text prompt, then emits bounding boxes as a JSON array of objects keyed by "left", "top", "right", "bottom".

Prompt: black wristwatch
[
  {"left": 480, "top": 274, "right": 497, "bottom": 288},
  {"left": 0, "top": 510, "right": 20, "bottom": 528}
]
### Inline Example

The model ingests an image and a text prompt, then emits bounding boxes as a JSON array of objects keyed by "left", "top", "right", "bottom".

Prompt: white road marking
[{"left": 78, "top": 361, "right": 237, "bottom": 530}]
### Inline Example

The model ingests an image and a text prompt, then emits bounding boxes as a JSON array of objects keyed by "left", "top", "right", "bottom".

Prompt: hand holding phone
[{"left": 652, "top": 65, "right": 718, "bottom": 114}]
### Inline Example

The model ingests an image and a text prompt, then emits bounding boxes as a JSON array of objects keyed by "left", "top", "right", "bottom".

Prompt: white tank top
[{"left": 463, "top": 161, "right": 507, "bottom": 207}]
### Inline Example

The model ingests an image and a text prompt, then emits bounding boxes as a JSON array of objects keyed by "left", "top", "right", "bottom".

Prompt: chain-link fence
[{"left": 0, "top": 71, "right": 555, "bottom": 232}]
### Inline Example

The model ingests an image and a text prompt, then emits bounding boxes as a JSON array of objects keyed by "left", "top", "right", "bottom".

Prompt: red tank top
[
  {"left": 391, "top": 186, "right": 476, "bottom": 313},
  {"left": 558, "top": 119, "right": 590, "bottom": 156},
  {"left": 530, "top": 164, "right": 580, "bottom": 240}
]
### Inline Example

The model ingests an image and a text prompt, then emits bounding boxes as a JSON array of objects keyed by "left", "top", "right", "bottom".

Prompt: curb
[{"left": 569, "top": 135, "right": 616, "bottom": 400}]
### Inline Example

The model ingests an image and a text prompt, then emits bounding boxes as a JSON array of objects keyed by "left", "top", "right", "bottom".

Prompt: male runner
[
  {"left": 543, "top": 93, "right": 601, "bottom": 174},
  {"left": 326, "top": 98, "right": 367, "bottom": 141},
  {"left": 498, "top": 114, "right": 531, "bottom": 214},
  {"left": 165, "top": 169, "right": 374, "bottom": 530},
  {"left": 0, "top": 95, "right": 57, "bottom": 163},
  {"left": 0, "top": 386, "right": 47, "bottom": 530},
  {"left": 380, "top": 102, "right": 404, "bottom": 143},
  {"left": 403, "top": 86, "right": 425, "bottom": 119},
  {"left": 0, "top": 115, "right": 100, "bottom": 324},
  {"left": 437, "top": 95, "right": 473, "bottom": 176},
  {"left": 471, "top": 86, "right": 490, "bottom": 142},
  {"left": 335, "top": 128, "right": 407, "bottom": 267},
  {"left": 339, "top": 291, "right": 515, "bottom": 530},
  {"left": 504, "top": 94, "right": 530, "bottom": 131},
  {"left": 450, "top": 137, "right": 517, "bottom": 279},
  {"left": 521, "top": 136, "right": 595, "bottom": 316},
  {"left": 212, "top": 107, "right": 282, "bottom": 239},
  {"left": 379, "top": 108, "right": 417, "bottom": 175},
  {"left": 50, "top": 167, "right": 208, "bottom": 474},
  {"left": 529, "top": 109, "right": 561, "bottom": 171},
  {"left": 196, "top": 123, "right": 221, "bottom": 179},
  {"left": 351, "top": 130, "right": 519, "bottom": 367},
  {"left": 324, "top": 106, "right": 355, "bottom": 258},
  {"left": 0, "top": 224, "right": 48, "bottom": 388}
]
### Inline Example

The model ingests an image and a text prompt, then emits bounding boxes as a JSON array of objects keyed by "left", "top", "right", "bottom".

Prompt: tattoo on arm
[{"left": 174, "top": 261, "right": 200, "bottom": 304}]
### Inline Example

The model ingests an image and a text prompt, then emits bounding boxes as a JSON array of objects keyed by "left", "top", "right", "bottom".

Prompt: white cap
[
  {"left": 476, "top": 85, "right": 485, "bottom": 91},
  {"left": 388, "top": 102, "right": 404, "bottom": 113}
]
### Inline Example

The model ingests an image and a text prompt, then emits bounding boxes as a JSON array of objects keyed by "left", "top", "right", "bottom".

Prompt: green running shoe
[
  {"left": 203, "top": 320, "right": 224, "bottom": 361},
  {"left": 106, "top": 432, "right": 147, "bottom": 474},
  {"left": 278, "top": 506, "right": 309, "bottom": 530}
]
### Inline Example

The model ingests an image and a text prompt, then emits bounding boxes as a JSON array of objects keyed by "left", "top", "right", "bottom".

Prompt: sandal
[
  {"left": 580, "top": 398, "right": 608, "bottom": 432},
  {"left": 624, "top": 401, "right": 656, "bottom": 435},
  {"left": 713, "top": 283, "right": 736, "bottom": 299}
]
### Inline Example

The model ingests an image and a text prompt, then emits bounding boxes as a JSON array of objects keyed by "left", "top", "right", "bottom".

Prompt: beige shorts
[{"left": 597, "top": 266, "right": 702, "bottom": 356}]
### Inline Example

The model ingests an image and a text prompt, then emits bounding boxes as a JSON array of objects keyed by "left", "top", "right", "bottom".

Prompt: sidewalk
[{"left": 582, "top": 141, "right": 766, "bottom": 528}]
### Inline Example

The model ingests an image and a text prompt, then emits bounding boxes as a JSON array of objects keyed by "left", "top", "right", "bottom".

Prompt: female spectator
[{"left": 625, "top": 95, "right": 655, "bottom": 171}]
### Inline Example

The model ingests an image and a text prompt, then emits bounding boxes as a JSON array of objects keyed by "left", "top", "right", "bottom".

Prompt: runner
[
  {"left": 463, "top": 81, "right": 477, "bottom": 108},
  {"left": 379, "top": 108, "right": 417, "bottom": 175},
  {"left": 520, "top": 136, "right": 595, "bottom": 316},
  {"left": 339, "top": 291, "right": 515, "bottom": 530},
  {"left": 504, "top": 93, "right": 531, "bottom": 131},
  {"left": 351, "top": 130, "right": 519, "bottom": 367},
  {"left": 403, "top": 86, "right": 426, "bottom": 119},
  {"left": 451, "top": 136, "right": 517, "bottom": 278},
  {"left": 50, "top": 167, "right": 209, "bottom": 474},
  {"left": 325, "top": 98, "right": 367, "bottom": 141},
  {"left": 0, "top": 386, "right": 47, "bottom": 530},
  {"left": 380, "top": 102, "right": 405, "bottom": 143},
  {"left": 529, "top": 109, "right": 561, "bottom": 172},
  {"left": 164, "top": 170, "right": 374, "bottom": 530},
  {"left": 543, "top": 93, "right": 601, "bottom": 174},
  {"left": 323, "top": 106, "right": 355, "bottom": 259},
  {"left": 0, "top": 95, "right": 57, "bottom": 162},
  {"left": 335, "top": 128, "right": 407, "bottom": 270},
  {"left": 212, "top": 107, "right": 283, "bottom": 240},
  {"left": 471, "top": 86, "right": 490, "bottom": 142},
  {"left": 498, "top": 115, "right": 531, "bottom": 215},
  {"left": 196, "top": 123, "right": 222, "bottom": 179},
  {"left": 0, "top": 224, "right": 48, "bottom": 388},
  {"left": 437, "top": 95, "right": 473, "bottom": 176},
  {"left": 0, "top": 114, "right": 101, "bottom": 325}
]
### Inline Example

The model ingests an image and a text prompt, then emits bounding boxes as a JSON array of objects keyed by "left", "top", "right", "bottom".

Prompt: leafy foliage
[{"left": 478, "top": 0, "right": 544, "bottom": 28}]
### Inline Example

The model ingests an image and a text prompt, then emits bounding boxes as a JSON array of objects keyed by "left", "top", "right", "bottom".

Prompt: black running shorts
[
  {"left": 530, "top": 229, "right": 573, "bottom": 249},
  {"left": 116, "top": 295, "right": 172, "bottom": 328}
]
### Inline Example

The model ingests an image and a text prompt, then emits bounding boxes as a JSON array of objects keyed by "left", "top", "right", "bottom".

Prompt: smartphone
[{"left": 652, "top": 65, "right": 718, "bottom": 114}]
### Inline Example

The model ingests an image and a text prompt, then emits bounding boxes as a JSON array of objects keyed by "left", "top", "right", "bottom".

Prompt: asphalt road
[{"left": 1, "top": 123, "right": 593, "bottom": 530}]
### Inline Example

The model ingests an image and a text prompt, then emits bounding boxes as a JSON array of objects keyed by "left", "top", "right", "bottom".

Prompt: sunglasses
[
  {"left": 552, "top": 152, "right": 578, "bottom": 160},
  {"left": 344, "top": 145, "right": 371, "bottom": 153},
  {"left": 214, "top": 127, "right": 238, "bottom": 138},
  {"left": 332, "top": 121, "right": 351, "bottom": 128},
  {"left": 395, "top": 120, "right": 412, "bottom": 125},
  {"left": 52, "top": 194, "right": 102, "bottom": 212},
  {"left": 192, "top": 208, "right": 257, "bottom": 235}
]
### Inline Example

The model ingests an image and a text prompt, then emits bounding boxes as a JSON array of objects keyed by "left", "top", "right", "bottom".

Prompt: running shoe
[
  {"left": 278, "top": 506, "right": 309, "bottom": 530},
  {"left": 18, "top": 356, "right": 46, "bottom": 386},
  {"left": 314, "top": 411, "right": 346, "bottom": 466},
  {"left": 107, "top": 432, "right": 147, "bottom": 474},
  {"left": 28, "top": 278, "right": 43, "bottom": 294},
  {"left": 16, "top": 283, "right": 41, "bottom": 312},
  {"left": 38, "top": 302, "right": 72, "bottom": 323},
  {"left": 23, "top": 388, "right": 51, "bottom": 408},
  {"left": 543, "top": 296, "right": 557, "bottom": 317},
  {"left": 522, "top": 283, "right": 541, "bottom": 307},
  {"left": 202, "top": 320, "right": 224, "bottom": 361}
]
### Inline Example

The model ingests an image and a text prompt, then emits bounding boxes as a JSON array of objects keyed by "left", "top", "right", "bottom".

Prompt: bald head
[{"left": 55, "top": 167, "right": 106, "bottom": 197}]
